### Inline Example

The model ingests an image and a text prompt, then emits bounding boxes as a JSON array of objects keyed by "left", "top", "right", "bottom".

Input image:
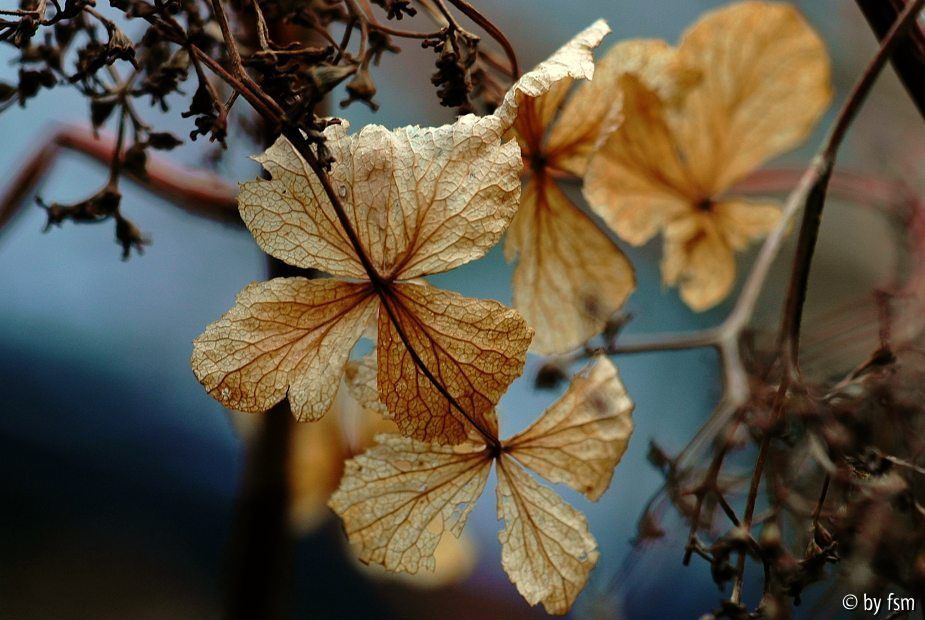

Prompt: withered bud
[
  {"left": 309, "top": 63, "right": 357, "bottom": 94},
  {"left": 147, "top": 131, "right": 183, "bottom": 150},
  {"left": 114, "top": 214, "right": 149, "bottom": 260},
  {"left": 371, "top": 0, "right": 415, "bottom": 20},
  {"left": 90, "top": 96, "right": 117, "bottom": 128},
  {"left": 425, "top": 29, "right": 480, "bottom": 108},
  {"left": 759, "top": 522, "right": 783, "bottom": 554},
  {"left": 534, "top": 361, "right": 568, "bottom": 390},
  {"left": 123, "top": 143, "right": 148, "bottom": 178},
  {"left": 37, "top": 187, "right": 122, "bottom": 229},
  {"left": 342, "top": 67, "right": 378, "bottom": 111},
  {"left": 107, "top": 27, "right": 137, "bottom": 66},
  {"left": 17, "top": 67, "right": 56, "bottom": 104}
]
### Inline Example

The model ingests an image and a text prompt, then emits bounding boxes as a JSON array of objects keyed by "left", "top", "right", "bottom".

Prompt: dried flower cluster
[
  {"left": 188, "top": 31, "right": 641, "bottom": 606},
  {"left": 0, "top": 0, "right": 517, "bottom": 258}
]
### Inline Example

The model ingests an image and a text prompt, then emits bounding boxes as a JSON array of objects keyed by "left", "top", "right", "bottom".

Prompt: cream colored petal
[
  {"left": 713, "top": 199, "right": 781, "bottom": 250},
  {"left": 661, "top": 214, "right": 736, "bottom": 311},
  {"left": 548, "top": 39, "right": 699, "bottom": 176},
  {"left": 231, "top": 399, "right": 350, "bottom": 533},
  {"left": 359, "top": 116, "right": 523, "bottom": 279},
  {"left": 349, "top": 406, "right": 401, "bottom": 454},
  {"left": 344, "top": 350, "right": 388, "bottom": 419},
  {"left": 191, "top": 278, "right": 377, "bottom": 421},
  {"left": 495, "top": 455, "right": 599, "bottom": 615},
  {"left": 495, "top": 20, "right": 611, "bottom": 129},
  {"left": 328, "top": 433, "right": 492, "bottom": 574},
  {"left": 338, "top": 116, "right": 523, "bottom": 279},
  {"left": 241, "top": 133, "right": 366, "bottom": 278},
  {"left": 532, "top": 78, "right": 575, "bottom": 130},
  {"left": 676, "top": 1, "right": 832, "bottom": 192},
  {"left": 340, "top": 357, "right": 402, "bottom": 451},
  {"left": 353, "top": 530, "right": 478, "bottom": 590},
  {"left": 506, "top": 178, "right": 635, "bottom": 355},
  {"left": 509, "top": 78, "right": 573, "bottom": 162},
  {"left": 243, "top": 115, "right": 522, "bottom": 281},
  {"left": 377, "top": 282, "right": 532, "bottom": 444},
  {"left": 583, "top": 75, "right": 694, "bottom": 245},
  {"left": 504, "top": 356, "right": 634, "bottom": 501},
  {"left": 288, "top": 397, "right": 349, "bottom": 533}
]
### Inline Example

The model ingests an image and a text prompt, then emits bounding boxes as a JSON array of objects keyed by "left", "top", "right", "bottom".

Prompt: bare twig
[
  {"left": 580, "top": 2, "right": 925, "bottom": 609},
  {"left": 779, "top": 0, "right": 925, "bottom": 377},
  {"left": 730, "top": 2, "right": 925, "bottom": 601}
]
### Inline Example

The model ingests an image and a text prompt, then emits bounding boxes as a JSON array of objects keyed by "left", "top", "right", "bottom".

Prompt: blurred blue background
[{"left": 0, "top": 1, "right": 916, "bottom": 617}]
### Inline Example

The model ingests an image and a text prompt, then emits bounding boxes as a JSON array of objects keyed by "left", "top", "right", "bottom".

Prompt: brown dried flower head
[
  {"left": 584, "top": 1, "right": 832, "bottom": 310},
  {"left": 329, "top": 356, "right": 634, "bottom": 614},
  {"left": 191, "top": 113, "right": 533, "bottom": 446}
]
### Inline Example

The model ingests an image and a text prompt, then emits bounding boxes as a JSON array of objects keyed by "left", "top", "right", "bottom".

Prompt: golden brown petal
[
  {"left": 548, "top": 39, "right": 699, "bottom": 176},
  {"left": 191, "top": 278, "right": 376, "bottom": 420},
  {"left": 583, "top": 74, "right": 695, "bottom": 245},
  {"left": 287, "top": 397, "right": 350, "bottom": 533},
  {"left": 504, "top": 356, "right": 634, "bottom": 500},
  {"left": 240, "top": 135, "right": 366, "bottom": 278},
  {"left": 354, "top": 531, "right": 478, "bottom": 590},
  {"left": 713, "top": 199, "right": 782, "bottom": 250},
  {"left": 676, "top": 1, "right": 832, "bottom": 193},
  {"left": 376, "top": 282, "right": 532, "bottom": 444},
  {"left": 328, "top": 434, "right": 492, "bottom": 573},
  {"left": 495, "top": 455, "right": 599, "bottom": 615},
  {"left": 505, "top": 177, "right": 635, "bottom": 354},
  {"left": 661, "top": 213, "right": 736, "bottom": 311},
  {"left": 495, "top": 20, "right": 610, "bottom": 130}
]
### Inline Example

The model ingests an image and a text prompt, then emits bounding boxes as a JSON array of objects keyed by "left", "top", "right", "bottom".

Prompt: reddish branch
[{"left": 0, "top": 125, "right": 238, "bottom": 238}]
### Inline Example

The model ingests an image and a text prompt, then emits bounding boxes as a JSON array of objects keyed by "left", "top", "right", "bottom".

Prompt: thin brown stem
[
  {"left": 207, "top": 0, "right": 281, "bottom": 114},
  {"left": 812, "top": 475, "right": 831, "bottom": 525},
  {"left": 250, "top": 0, "right": 271, "bottom": 51},
  {"left": 210, "top": 0, "right": 245, "bottom": 74},
  {"left": 563, "top": 327, "right": 720, "bottom": 364},
  {"left": 430, "top": 0, "right": 461, "bottom": 29},
  {"left": 415, "top": 0, "right": 449, "bottom": 27},
  {"left": 107, "top": 106, "right": 127, "bottom": 187},
  {"left": 0, "top": 125, "right": 238, "bottom": 236},
  {"left": 377, "top": 288, "right": 500, "bottom": 448},
  {"left": 779, "top": 0, "right": 925, "bottom": 376},
  {"left": 342, "top": 0, "right": 369, "bottom": 58},
  {"left": 683, "top": 411, "right": 745, "bottom": 565},
  {"left": 190, "top": 45, "right": 282, "bottom": 122},
  {"left": 445, "top": 0, "right": 519, "bottom": 77},
  {"left": 730, "top": 381, "right": 789, "bottom": 604}
]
